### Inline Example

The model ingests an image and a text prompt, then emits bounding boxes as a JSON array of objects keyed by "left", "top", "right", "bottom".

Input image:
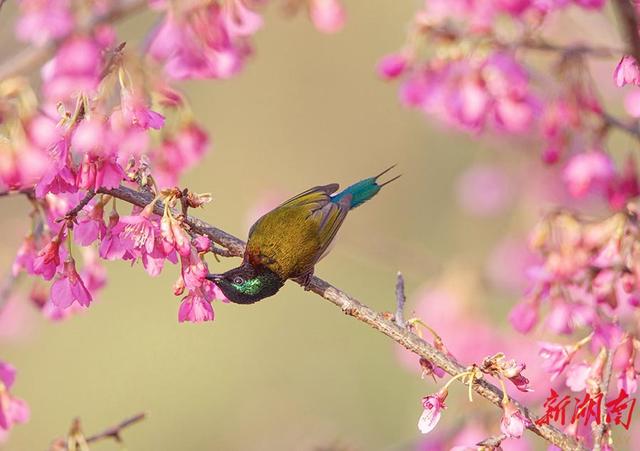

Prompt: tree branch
[
  {"left": 0, "top": 0, "right": 147, "bottom": 82},
  {"left": 612, "top": 0, "right": 640, "bottom": 65},
  {"left": 50, "top": 412, "right": 146, "bottom": 450},
  {"left": 96, "top": 185, "right": 585, "bottom": 451},
  {"left": 84, "top": 412, "right": 146, "bottom": 444},
  {"left": 592, "top": 349, "right": 614, "bottom": 450}
]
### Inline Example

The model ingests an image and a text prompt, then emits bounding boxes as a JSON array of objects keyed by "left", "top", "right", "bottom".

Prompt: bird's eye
[{"left": 233, "top": 276, "right": 244, "bottom": 285}]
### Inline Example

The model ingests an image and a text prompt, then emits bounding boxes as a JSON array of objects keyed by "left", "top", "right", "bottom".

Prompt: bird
[{"left": 206, "top": 166, "right": 400, "bottom": 304}]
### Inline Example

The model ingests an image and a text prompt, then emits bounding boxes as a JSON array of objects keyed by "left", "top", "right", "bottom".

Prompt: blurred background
[{"left": 0, "top": 1, "right": 616, "bottom": 450}]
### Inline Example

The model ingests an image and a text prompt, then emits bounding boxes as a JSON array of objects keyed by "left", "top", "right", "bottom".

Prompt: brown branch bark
[
  {"left": 0, "top": 0, "right": 147, "bottom": 82},
  {"left": 96, "top": 185, "right": 586, "bottom": 451}
]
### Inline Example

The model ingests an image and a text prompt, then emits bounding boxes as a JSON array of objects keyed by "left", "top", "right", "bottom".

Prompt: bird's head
[{"left": 207, "top": 262, "right": 284, "bottom": 304}]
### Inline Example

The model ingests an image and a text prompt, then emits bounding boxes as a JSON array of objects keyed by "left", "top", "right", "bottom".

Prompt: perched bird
[{"left": 207, "top": 166, "right": 400, "bottom": 304}]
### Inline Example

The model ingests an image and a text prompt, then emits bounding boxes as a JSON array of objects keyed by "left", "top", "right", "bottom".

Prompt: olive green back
[{"left": 245, "top": 185, "right": 350, "bottom": 280}]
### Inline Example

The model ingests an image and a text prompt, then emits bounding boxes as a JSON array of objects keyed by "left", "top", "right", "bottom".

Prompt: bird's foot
[{"left": 297, "top": 272, "right": 314, "bottom": 291}]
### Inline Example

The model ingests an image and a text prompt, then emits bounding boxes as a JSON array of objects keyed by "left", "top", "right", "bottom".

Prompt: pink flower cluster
[
  {"left": 511, "top": 211, "right": 639, "bottom": 411},
  {"left": 3, "top": 0, "right": 265, "bottom": 327},
  {"left": 385, "top": 51, "right": 539, "bottom": 134},
  {"left": 377, "top": 0, "right": 640, "bottom": 212}
]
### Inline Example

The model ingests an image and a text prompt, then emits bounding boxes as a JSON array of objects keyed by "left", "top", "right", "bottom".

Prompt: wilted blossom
[
  {"left": 0, "top": 361, "right": 29, "bottom": 432},
  {"left": 418, "top": 388, "right": 447, "bottom": 434}
]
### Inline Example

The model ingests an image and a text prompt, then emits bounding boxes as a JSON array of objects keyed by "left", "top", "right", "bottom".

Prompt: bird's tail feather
[{"left": 332, "top": 165, "right": 400, "bottom": 209}]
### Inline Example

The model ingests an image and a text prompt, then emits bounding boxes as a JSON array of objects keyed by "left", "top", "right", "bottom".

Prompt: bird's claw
[{"left": 298, "top": 273, "right": 313, "bottom": 291}]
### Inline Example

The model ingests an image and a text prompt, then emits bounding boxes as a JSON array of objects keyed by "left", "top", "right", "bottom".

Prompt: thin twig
[
  {"left": 0, "top": 0, "right": 147, "bottom": 81},
  {"left": 601, "top": 111, "right": 640, "bottom": 140},
  {"left": 84, "top": 412, "right": 146, "bottom": 444},
  {"left": 592, "top": 349, "right": 614, "bottom": 450},
  {"left": 426, "top": 24, "right": 623, "bottom": 59},
  {"left": 92, "top": 185, "right": 585, "bottom": 451},
  {"left": 0, "top": 271, "right": 20, "bottom": 314},
  {"left": 51, "top": 412, "right": 146, "bottom": 450},
  {"left": 394, "top": 271, "right": 406, "bottom": 328},
  {"left": 612, "top": 0, "right": 640, "bottom": 65},
  {"left": 58, "top": 190, "right": 96, "bottom": 222}
]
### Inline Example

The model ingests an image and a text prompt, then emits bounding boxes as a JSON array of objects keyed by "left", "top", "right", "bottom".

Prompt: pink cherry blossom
[
  {"left": 500, "top": 400, "right": 531, "bottom": 438},
  {"left": 33, "top": 234, "right": 63, "bottom": 281},
  {"left": 34, "top": 137, "right": 77, "bottom": 198},
  {"left": 152, "top": 123, "right": 209, "bottom": 187},
  {"left": 309, "top": 0, "right": 346, "bottom": 34},
  {"left": 617, "top": 364, "right": 638, "bottom": 395},
  {"left": 0, "top": 361, "right": 30, "bottom": 432},
  {"left": 377, "top": 53, "right": 408, "bottom": 80},
  {"left": 178, "top": 247, "right": 209, "bottom": 290},
  {"left": 120, "top": 89, "right": 165, "bottom": 130},
  {"left": 41, "top": 36, "right": 102, "bottom": 101},
  {"left": 606, "top": 156, "right": 639, "bottom": 210},
  {"left": 614, "top": 56, "right": 640, "bottom": 87},
  {"left": 563, "top": 151, "right": 614, "bottom": 198},
  {"left": 50, "top": 259, "right": 92, "bottom": 309},
  {"left": 565, "top": 362, "right": 590, "bottom": 392},
  {"left": 119, "top": 206, "right": 159, "bottom": 254},
  {"left": 193, "top": 236, "right": 211, "bottom": 253},
  {"left": 12, "top": 234, "right": 38, "bottom": 276},
  {"left": 509, "top": 300, "right": 539, "bottom": 333},
  {"left": 74, "top": 202, "right": 107, "bottom": 246},
  {"left": 418, "top": 389, "right": 447, "bottom": 434},
  {"left": 539, "top": 342, "right": 574, "bottom": 380},
  {"left": 456, "top": 164, "right": 512, "bottom": 217},
  {"left": 161, "top": 213, "right": 192, "bottom": 257},
  {"left": 79, "top": 248, "right": 107, "bottom": 298},
  {"left": 178, "top": 290, "right": 214, "bottom": 323},
  {"left": 147, "top": 3, "right": 254, "bottom": 80},
  {"left": 221, "top": 0, "right": 263, "bottom": 38},
  {"left": 16, "top": 0, "right": 73, "bottom": 47}
]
